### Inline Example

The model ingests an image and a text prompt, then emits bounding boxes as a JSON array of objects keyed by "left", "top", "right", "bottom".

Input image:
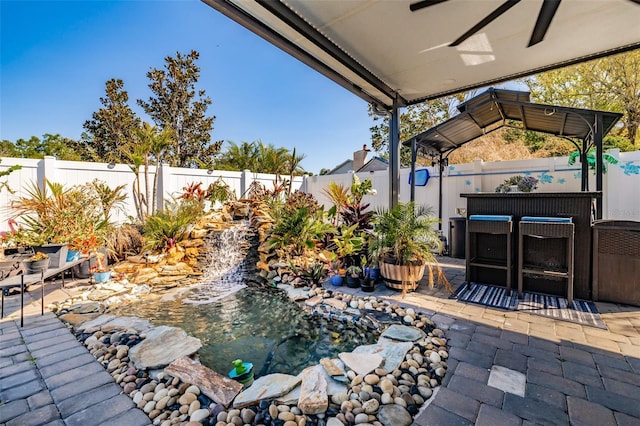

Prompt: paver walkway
[
  {"left": 0, "top": 278, "right": 149, "bottom": 426},
  {"left": 335, "top": 257, "right": 640, "bottom": 426},
  {"left": 1, "top": 258, "right": 640, "bottom": 426}
]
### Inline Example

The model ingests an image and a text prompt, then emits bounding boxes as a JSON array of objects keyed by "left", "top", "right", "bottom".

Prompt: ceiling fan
[{"left": 409, "top": 0, "right": 639, "bottom": 48}]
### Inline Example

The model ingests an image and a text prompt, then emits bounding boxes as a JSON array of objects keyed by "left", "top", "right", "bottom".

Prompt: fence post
[
  {"left": 472, "top": 158, "right": 483, "bottom": 192},
  {"left": 241, "top": 169, "right": 252, "bottom": 197},
  {"left": 156, "top": 163, "right": 171, "bottom": 212},
  {"left": 40, "top": 156, "right": 58, "bottom": 189}
]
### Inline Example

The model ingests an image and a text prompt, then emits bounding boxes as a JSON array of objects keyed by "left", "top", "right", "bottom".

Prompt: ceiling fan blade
[
  {"left": 528, "top": 0, "right": 561, "bottom": 47},
  {"left": 410, "top": 0, "right": 448, "bottom": 12},
  {"left": 450, "top": 0, "right": 521, "bottom": 47}
]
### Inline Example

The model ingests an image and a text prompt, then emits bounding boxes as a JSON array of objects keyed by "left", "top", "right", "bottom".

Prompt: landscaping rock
[
  {"left": 129, "top": 326, "right": 202, "bottom": 369},
  {"left": 233, "top": 374, "right": 301, "bottom": 408}
]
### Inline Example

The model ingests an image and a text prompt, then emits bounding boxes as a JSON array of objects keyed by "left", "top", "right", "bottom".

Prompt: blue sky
[{"left": 0, "top": 0, "right": 377, "bottom": 174}]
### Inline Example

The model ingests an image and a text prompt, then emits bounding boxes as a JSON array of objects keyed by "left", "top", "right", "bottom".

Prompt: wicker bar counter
[{"left": 461, "top": 192, "right": 600, "bottom": 300}]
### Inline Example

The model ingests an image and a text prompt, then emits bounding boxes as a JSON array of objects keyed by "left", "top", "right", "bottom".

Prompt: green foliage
[
  {"left": 372, "top": 202, "right": 442, "bottom": 265},
  {"left": 143, "top": 198, "right": 202, "bottom": 251},
  {"left": 268, "top": 207, "right": 334, "bottom": 257},
  {"left": 215, "top": 140, "right": 307, "bottom": 176},
  {"left": 206, "top": 178, "right": 236, "bottom": 205},
  {"left": 525, "top": 50, "right": 640, "bottom": 147},
  {"left": 332, "top": 223, "right": 365, "bottom": 265},
  {"left": 0, "top": 159, "right": 21, "bottom": 194},
  {"left": 369, "top": 92, "right": 470, "bottom": 165},
  {"left": 604, "top": 135, "right": 636, "bottom": 152},
  {"left": 495, "top": 176, "right": 539, "bottom": 193},
  {"left": 9, "top": 180, "right": 117, "bottom": 250},
  {"left": 299, "top": 262, "right": 327, "bottom": 285},
  {"left": 83, "top": 78, "right": 141, "bottom": 163},
  {"left": 138, "top": 50, "right": 221, "bottom": 167},
  {"left": 1, "top": 134, "right": 91, "bottom": 160}
]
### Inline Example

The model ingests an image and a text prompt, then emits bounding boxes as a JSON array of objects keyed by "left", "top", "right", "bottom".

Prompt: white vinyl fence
[
  {"left": 0, "top": 156, "right": 303, "bottom": 232},
  {"left": 305, "top": 149, "right": 640, "bottom": 229},
  {"left": 2, "top": 150, "right": 639, "bottom": 234}
]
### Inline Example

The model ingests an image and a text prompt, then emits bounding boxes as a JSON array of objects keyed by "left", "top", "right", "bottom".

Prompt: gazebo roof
[{"left": 403, "top": 88, "right": 623, "bottom": 156}]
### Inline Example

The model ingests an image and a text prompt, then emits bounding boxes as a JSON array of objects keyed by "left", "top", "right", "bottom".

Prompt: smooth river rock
[
  {"left": 233, "top": 373, "right": 301, "bottom": 409},
  {"left": 129, "top": 326, "right": 202, "bottom": 369},
  {"left": 165, "top": 357, "right": 242, "bottom": 407},
  {"left": 377, "top": 404, "right": 413, "bottom": 426},
  {"left": 380, "top": 324, "right": 426, "bottom": 342}
]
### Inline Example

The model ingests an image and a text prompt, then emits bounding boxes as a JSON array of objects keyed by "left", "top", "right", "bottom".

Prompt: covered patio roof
[{"left": 202, "top": 0, "right": 640, "bottom": 206}]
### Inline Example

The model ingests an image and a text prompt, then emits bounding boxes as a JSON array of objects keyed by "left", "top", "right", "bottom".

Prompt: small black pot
[
  {"left": 361, "top": 279, "right": 376, "bottom": 293},
  {"left": 346, "top": 275, "right": 360, "bottom": 288}
]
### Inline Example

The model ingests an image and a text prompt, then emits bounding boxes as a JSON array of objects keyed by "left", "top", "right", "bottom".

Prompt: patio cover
[
  {"left": 202, "top": 0, "right": 640, "bottom": 205},
  {"left": 403, "top": 88, "right": 623, "bottom": 221}
]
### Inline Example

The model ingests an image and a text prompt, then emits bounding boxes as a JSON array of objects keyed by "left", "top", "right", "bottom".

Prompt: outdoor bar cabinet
[{"left": 461, "top": 192, "right": 600, "bottom": 300}]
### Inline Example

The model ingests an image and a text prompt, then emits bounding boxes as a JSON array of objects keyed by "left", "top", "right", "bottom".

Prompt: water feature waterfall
[{"left": 182, "top": 221, "right": 254, "bottom": 305}]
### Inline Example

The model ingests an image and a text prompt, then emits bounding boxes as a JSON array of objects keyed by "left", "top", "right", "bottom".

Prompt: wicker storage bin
[{"left": 592, "top": 220, "right": 640, "bottom": 306}]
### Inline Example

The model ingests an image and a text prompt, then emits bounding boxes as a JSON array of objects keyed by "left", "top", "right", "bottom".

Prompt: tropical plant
[
  {"left": 207, "top": 178, "right": 236, "bottom": 205},
  {"left": 332, "top": 223, "right": 365, "bottom": 267},
  {"left": 346, "top": 265, "right": 362, "bottom": 278},
  {"left": 9, "top": 180, "right": 113, "bottom": 251},
  {"left": 299, "top": 262, "right": 327, "bottom": 285},
  {"left": 268, "top": 207, "right": 334, "bottom": 257},
  {"left": 142, "top": 198, "right": 202, "bottom": 251},
  {"left": 372, "top": 202, "right": 450, "bottom": 293},
  {"left": 106, "top": 223, "right": 145, "bottom": 262}
]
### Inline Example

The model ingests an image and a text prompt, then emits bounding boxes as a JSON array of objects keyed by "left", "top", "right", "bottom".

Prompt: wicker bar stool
[
  {"left": 518, "top": 217, "right": 575, "bottom": 305},
  {"left": 465, "top": 215, "right": 514, "bottom": 294}
]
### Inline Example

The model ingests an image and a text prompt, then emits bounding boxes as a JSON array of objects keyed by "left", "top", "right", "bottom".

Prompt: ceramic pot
[
  {"left": 329, "top": 275, "right": 343, "bottom": 286},
  {"left": 93, "top": 270, "right": 112, "bottom": 283}
]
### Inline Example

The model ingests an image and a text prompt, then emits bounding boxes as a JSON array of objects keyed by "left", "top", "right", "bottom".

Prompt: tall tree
[
  {"left": 83, "top": 78, "right": 141, "bottom": 162},
  {"left": 215, "top": 140, "right": 306, "bottom": 176},
  {"left": 138, "top": 50, "right": 221, "bottom": 168},
  {"left": 369, "top": 92, "right": 470, "bottom": 165},
  {"left": 120, "top": 122, "right": 174, "bottom": 219},
  {"left": 525, "top": 50, "right": 640, "bottom": 146},
  {"left": 4, "top": 134, "right": 89, "bottom": 160}
]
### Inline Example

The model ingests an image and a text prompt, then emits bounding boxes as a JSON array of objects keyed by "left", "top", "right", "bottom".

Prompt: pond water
[{"left": 110, "top": 222, "right": 378, "bottom": 377}]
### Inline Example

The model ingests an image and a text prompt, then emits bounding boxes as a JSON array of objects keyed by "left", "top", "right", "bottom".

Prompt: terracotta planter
[{"left": 380, "top": 258, "right": 425, "bottom": 292}]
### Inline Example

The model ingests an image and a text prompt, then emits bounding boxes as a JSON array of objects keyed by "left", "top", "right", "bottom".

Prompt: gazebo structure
[
  {"left": 202, "top": 0, "right": 640, "bottom": 207},
  {"left": 404, "top": 88, "right": 623, "bottom": 221}
]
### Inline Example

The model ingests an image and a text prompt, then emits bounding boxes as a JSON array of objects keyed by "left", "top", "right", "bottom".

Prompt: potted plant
[
  {"left": 372, "top": 202, "right": 450, "bottom": 295},
  {"left": 24, "top": 252, "right": 49, "bottom": 274},
  {"left": 495, "top": 175, "right": 539, "bottom": 193},
  {"left": 327, "top": 260, "right": 344, "bottom": 286},
  {"left": 89, "top": 251, "right": 111, "bottom": 283},
  {"left": 345, "top": 265, "right": 362, "bottom": 288}
]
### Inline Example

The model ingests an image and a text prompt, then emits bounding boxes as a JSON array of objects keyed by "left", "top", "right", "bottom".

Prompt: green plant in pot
[
  {"left": 24, "top": 251, "right": 49, "bottom": 274},
  {"left": 345, "top": 265, "right": 362, "bottom": 288},
  {"left": 372, "top": 202, "right": 451, "bottom": 295}
]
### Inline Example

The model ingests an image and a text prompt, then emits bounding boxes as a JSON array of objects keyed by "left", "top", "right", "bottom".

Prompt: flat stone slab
[
  {"left": 305, "top": 295, "right": 323, "bottom": 307},
  {"left": 488, "top": 365, "right": 526, "bottom": 397},
  {"left": 279, "top": 284, "right": 309, "bottom": 301},
  {"left": 298, "top": 365, "right": 328, "bottom": 415},
  {"left": 324, "top": 298, "right": 347, "bottom": 310},
  {"left": 380, "top": 324, "right": 426, "bottom": 342},
  {"left": 164, "top": 357, "right": 242, "bottom": 407},
  {"left": 338, "top": 352, "right": 383, "bottom": 376},
  {"left": 353, "top": 339, "right": 413, "bottom": 372},
  {"left": 233, "top": 373, "right": 301, "bottom": 408},
  {"left": 277, "top": 365, "right": 347, "bottom": 405},
  {"left": 100, "top": 316, "right": 153, "bottom": 333},
  {"left": 58, "top": 313, "right": 101, "bottom": 328},
  {"left": 76, "top": 314, "right": 116, "bottom": 332},
  {"left": 129, "top": 326, "right": 202, "bottom": 369}
]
